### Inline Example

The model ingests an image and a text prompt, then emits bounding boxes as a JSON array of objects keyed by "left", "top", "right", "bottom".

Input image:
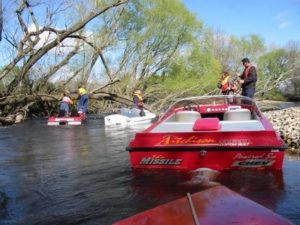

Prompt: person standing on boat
[
  {"left": 238, "top": 58, "right": 257, "bottom": 98},
  {"left": 77, "top": 85, "right": 89, "bottom": 117},
  {"left": 58, "top": 91, "right": 73, "bottom": 117},
  {"left": 133, "top": 90, "right": 145, "bottom": 116},
  {"left": 217, "top": 71, "right": 239, "bottom": 95},
  {"left": 71, "top": 85, "right": 89, "bottom": 117}
]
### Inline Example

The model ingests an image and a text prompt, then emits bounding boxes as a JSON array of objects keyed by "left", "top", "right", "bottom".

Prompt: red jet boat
[
  {"left": 127, "top": 95, "right": 287, "bottom": 171},
  {"left": 113, "top": 185, "right": 293, "bottom": 225},
  {"left": 47, "top": 113, "right": 87, "bottom": 126}
]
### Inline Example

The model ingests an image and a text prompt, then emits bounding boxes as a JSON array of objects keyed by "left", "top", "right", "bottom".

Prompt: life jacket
[
  {"left": 133, "top": 93, "right": 144, "bottom": 107},
  {"left": 221, "top": 75, "right": 230, "bottom": 92},
  {"left": 244, "top": 65, "right": 252, "bottom": 79},
  {"left": 79, "top": 88, "right": 87, "bottom": 96}
]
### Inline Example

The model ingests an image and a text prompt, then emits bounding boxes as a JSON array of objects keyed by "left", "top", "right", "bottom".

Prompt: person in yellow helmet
[
  {"left": 77, "top": 85, "right": 89, "bottom": 116},
  {"left": 133, "top": 90, "right": 145, "bottom": 116}
]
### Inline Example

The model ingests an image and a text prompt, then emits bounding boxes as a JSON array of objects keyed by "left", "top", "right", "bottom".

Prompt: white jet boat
[{"left": 104, "top": 108, "right": 157, "bottom": 127}]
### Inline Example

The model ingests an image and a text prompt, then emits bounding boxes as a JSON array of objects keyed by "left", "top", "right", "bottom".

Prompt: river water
[{"left": 0, "top": 118, "right": 300, "bottom": 225}]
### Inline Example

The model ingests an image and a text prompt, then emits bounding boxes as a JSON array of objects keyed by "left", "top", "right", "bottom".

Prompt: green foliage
[
  {"left": 262, "top": 88, "right": 288, "bottom": 101},
  {"left": 117, "top": 0, "right": 203, "bottom": 83},
  {"left": 145, "top": 44, "right": 222, "bottom": 97},
  {"left": 229, "top": 34, "right": 265, "bottom": 61},
  {"left": 258, "top": 48, "right": 295, "bottom": 79},
  {"left": 255, "top": 47, "right": 300, "bottom": 100},
  {"left": 0, "top": 66, "right": 22, "bottom": 94}
]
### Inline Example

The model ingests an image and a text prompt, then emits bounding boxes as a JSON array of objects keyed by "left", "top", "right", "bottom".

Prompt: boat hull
[
  {"left": 47, "top": 115, "right": 86, "bottom": 126},
  {"left": 128, "top": 148, "right": 285, "bottom": 171},
  {"left": 127, "top": 130, "right": 286, "bottom": 171},
  {"left": 104, "top": 110, "right": 156, "bottom": 127}
]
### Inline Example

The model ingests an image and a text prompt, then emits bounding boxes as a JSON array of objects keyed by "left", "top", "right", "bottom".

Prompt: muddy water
[{"left": 0, "top": 118, "right": 299, "bottom": 225}]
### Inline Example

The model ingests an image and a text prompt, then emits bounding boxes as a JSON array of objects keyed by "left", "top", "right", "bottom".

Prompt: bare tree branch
[
  {"left": 3, "top": 0, "right": 128, "bottom": 95},
  {"left": 34, "top": 41, "right": 82, "bottom": 92}
]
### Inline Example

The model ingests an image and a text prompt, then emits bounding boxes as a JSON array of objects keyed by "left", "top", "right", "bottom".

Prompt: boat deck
[{"left": 150, "top": 120, "right": 265, "bottom": 132}]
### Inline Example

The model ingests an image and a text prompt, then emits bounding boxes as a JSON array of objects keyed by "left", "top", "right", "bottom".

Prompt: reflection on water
[{"left": 0, "top": 119, "right": 300, "bottom": 225}]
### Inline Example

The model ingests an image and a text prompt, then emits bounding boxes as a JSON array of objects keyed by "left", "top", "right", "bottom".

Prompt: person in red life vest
[
  {"left": 238, "top": 58, "right": 257, "bottom": 98},
  {"left": 133, "top": 90, "right": 145, "bottom": 116}
]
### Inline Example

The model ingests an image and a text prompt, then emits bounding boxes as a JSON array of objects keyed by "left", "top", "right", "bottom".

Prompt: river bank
[{"left": 263, "top": 106, "right": 300, "bottom": 154}]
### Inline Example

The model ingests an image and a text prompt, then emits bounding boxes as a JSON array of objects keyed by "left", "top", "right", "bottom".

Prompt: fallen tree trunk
[
  {"left": 0, "top": 115, "right": 15, "bottom": 125},
  {"left": 0, "top": 101, "right": 36, "bottom": 125},
  {"left": 0, "top": 89, "right": 160, "bottom": 126}
]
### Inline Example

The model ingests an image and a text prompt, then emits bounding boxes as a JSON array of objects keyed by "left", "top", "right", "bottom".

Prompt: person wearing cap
[
  {"left": 58, "top": 91, "right": 73, "bottom": 117},
  {"left": 133, "top": 90, "right": 145, "bottom": 116},
  {"left": 238, "top": 58, "right": 257, "bottom": 98}
]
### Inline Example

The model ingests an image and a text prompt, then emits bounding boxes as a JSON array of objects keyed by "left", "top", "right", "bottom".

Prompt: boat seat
[
  {"left": 120, "top": 107, "right": 141, "bottom": 118},
  {"left": 223, "top": 108, "right": 251, "bottom": 121},
  {"left": 193, "top": 118, "right": 221, "bottom": 131},
  {"left": 175, "top": 111, "right": 201, "bottom": 122}
]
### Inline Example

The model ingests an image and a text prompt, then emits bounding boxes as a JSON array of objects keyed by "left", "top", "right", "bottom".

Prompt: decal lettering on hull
[
  {"left": 232, "top": 159, "right": 275, "bottom": 167},
  {"left": 219, "top": 139, "right": 251, "bottom": 146},
  {"left": 139, "top": 157, "right": 183, "bottom": 165},
  {"left": 157, "top": 135, "right": 215, "bottom": 146},
  {"left": 232, "top": 153, "right": 277, "bottom": 167}
]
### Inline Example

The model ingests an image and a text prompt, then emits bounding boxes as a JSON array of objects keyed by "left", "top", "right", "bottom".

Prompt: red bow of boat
[{"left": 113, "top": 185, "right": 293, "bottom": 225}]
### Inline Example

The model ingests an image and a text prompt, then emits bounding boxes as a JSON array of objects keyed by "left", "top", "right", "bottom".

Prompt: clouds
[
  {"left": 278, "top": 21, "right": 291, "bottom": 29},
  {"left": 26, "top": 23, "right": 95, "bottom": 56},
  {"left": 274, "top": 11, "right": 292, "bottom": 29},
  {"left": 27, "top": 23, "right": 77, "bottom": 55}
]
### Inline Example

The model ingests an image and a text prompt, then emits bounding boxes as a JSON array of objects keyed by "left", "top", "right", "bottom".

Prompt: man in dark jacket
[{"left": 238, "top": 57, "right": 257, "bottom": 98}]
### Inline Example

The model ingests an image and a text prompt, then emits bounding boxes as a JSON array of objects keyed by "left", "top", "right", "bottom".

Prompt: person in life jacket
[
  {"left": 77, "top": 86, "right": 89, "bottom": 117},
  {"left": 133, "top": 90, "right": 145, "bottom": 116},
  {"left": 217, "top": 71, "right": 239, "bottom": 95},
  {"left": 238, "top": 58, "right": 257, "bottom": 98},
  {"left": 58, "top": 91, "right": 73, "bottom": 117}
]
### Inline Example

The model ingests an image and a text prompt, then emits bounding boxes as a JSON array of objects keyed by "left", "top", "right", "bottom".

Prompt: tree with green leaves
[{"left": 257, "top": 46, "right": 300, "bottom": 99}]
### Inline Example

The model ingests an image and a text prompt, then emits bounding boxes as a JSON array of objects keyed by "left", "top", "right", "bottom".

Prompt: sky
[{"left": 183, "top": 0, "right": 300, "bottom": 46}]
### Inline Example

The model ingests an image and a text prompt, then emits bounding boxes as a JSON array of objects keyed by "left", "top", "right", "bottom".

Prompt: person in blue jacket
[
  {"left": 71, "top": 85, "right": 89, "bottom": 118},
  {"left": 77, "top": 86, "right": 89, "bottom": 116}
]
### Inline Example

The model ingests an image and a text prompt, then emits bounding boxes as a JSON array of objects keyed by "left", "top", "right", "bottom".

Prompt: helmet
[{"left": 134, "top": 90, "right": 142, "bottom": 95}]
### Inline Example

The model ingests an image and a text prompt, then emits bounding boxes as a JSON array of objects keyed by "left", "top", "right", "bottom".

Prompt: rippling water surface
[{"left": 0, "top": 118, "right": 300, "bottom": 225}]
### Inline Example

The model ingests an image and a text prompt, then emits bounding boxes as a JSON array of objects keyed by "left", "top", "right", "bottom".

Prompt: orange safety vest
[{"left": 221, "top": 75, "right": 230, "bottom": 92}]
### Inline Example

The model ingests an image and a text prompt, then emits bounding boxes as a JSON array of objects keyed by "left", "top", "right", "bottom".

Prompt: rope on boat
[{"left": 187, "top": 192, "right": 200, "bottom": 225}]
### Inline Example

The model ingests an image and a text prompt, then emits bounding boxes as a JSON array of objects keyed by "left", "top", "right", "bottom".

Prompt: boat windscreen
[{"left": 161, "top": 95, "right": 257, "bottom": 118}]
